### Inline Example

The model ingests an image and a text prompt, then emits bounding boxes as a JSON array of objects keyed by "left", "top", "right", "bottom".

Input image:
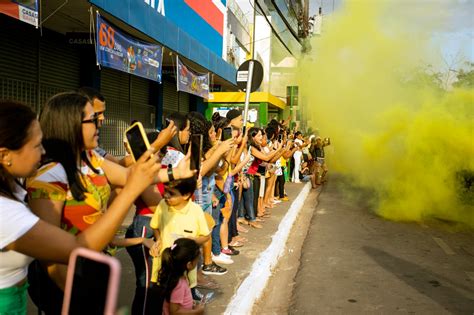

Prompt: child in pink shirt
[{"left": 160, "top": 239, "right": 205, "bottom": 315}]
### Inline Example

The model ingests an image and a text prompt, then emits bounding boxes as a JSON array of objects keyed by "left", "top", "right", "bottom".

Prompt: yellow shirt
[{"left": 150, "top": 199, "right": 210, "bottom": 286}]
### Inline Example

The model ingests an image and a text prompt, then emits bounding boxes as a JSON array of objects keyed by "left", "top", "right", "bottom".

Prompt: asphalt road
[{"left": 289, "top": 175, "right": 474, "bottom": 314}]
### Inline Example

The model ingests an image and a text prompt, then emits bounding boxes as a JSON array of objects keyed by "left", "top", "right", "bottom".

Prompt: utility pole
[{"left": 242, "top": 0, "right": 257, "bottom": 130}]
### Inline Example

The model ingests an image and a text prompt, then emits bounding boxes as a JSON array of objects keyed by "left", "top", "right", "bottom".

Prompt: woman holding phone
[
  {"left": 0, "top": 100, "right": 191, "bottom": 314},
  {"left": 23, "top": 93, "right": 195, "bottom": 314},
  {"left": 161, "top": 112, "right": 191, "bottom": 167}
]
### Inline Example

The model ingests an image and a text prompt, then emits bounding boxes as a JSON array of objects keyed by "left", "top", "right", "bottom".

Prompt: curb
[{"left": 224, "top": 183, "right": 312, "bottom": 314}]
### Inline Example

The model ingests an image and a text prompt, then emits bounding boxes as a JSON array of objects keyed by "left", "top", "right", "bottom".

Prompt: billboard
[
  {"left": 0, "top": 0, "right": 38, "bottom": 27},
  {"left": 96, "top": 15, "right": 163, "bottom": 82},
  {"left": 177, "top": 56, "right": 210, "bottom": 99}
]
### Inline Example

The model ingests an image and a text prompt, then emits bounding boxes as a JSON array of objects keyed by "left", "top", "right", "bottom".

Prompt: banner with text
[
  {"left": 176, "top": 56, "right": 210, "bottom": 99},
  {"left": 96, "top": 15, "right": 162, "bottom": 82},
  {"left": 0, "top": 0, "right": 38, "bottom": 27}
]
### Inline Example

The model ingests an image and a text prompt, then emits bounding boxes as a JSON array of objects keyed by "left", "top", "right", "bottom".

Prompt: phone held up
[
  {"left": 221, "top": 127, "right": 233, "bottom": 141},
  {"left": 124, "top": 121, "right": 151, "bottom": 162},
  {"left": 62, "top": 248, "right": 121, "bottom": 315}
]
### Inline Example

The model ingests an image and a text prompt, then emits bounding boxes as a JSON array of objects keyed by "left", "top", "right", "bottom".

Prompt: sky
[
  {"left": 312, "top": 0, "right": 474, "bottom": 69},
  {"left": 236, "top": 0, "right": 474, "bottom": 69}
]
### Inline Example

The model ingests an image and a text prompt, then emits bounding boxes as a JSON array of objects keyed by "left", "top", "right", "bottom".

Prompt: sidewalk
[{"left": 113, "top": 182, "right": 317, "bottom": 314}]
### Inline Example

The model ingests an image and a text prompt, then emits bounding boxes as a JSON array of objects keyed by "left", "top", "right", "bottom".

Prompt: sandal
[
  {"left": 228, "top": 240, "right": 244, "bottom": 247},
  {"left": 196, "top": 275, "right": 220, "bottom": 290},
  {"left": 234, "top": 236, "right": 248, "bottom": 242},
  {"left": 249, "top": 221, "right": 263, "bottom": 229},
  {"left": 237, "top": 225, "right": 249, "bottom": 233},
  {"left": 237, "top": 218, "right": 250, "bottom": 225}
]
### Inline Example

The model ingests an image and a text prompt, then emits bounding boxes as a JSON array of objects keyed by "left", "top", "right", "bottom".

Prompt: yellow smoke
[{"left": 299, "top": 0, "right": 474, "bottom": 228}]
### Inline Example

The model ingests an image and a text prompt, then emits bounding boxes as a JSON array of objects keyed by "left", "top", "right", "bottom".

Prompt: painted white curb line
[{"left": 224, "top": 183, "right": 312, "bottom": 315}]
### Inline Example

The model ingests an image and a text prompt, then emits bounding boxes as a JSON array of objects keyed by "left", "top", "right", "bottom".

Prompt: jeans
[
  {"left": 125, "top": 215, "right": 153, "bottom": 315},
  {"left": 240, "top": 179, "right": 256, "bottom": 221},
  {"left": 211, "top": 191, "right": 225, "bottom": 256}
]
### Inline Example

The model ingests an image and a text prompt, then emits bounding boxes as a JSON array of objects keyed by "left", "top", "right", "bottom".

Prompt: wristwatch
[{"left": 167, "top": 164, "right": 175, "bottom": 181}]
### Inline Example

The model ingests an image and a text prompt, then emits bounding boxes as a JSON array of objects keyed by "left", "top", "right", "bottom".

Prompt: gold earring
[{"left": 6, "top": 161, "right": 11, "bottom": 166}]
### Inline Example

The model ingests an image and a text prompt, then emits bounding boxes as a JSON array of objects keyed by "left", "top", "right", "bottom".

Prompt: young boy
[{"left": 150, "top": 177, "right": 211, "bottom": 289}]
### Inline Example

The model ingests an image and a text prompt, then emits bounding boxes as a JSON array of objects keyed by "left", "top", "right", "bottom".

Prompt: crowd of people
[{"left": 0, "top": 88, "right": 329, "bottom": 314}]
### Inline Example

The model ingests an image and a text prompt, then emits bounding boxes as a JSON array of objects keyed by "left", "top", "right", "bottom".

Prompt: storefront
[{"left": 205, "top": 91, "right": 287, "bottom": 127}]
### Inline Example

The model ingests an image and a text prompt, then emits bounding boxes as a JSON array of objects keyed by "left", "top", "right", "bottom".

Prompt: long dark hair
[
  {"left": 40, "top": 92, "right": 97, "bottom": 201},
  {"left": 212, "top": 112, "right": 230, "bottom": 133},
  {"left": 248, "top": 127, "right": 261, "bottom": 149},
  {"left": 0, "top": 101, "right": 37, "bottom": 201},
  {"left": 166, "top": 112, "right": 189, "bottom": 153},
  {"left": 158, "top": 238, "right": 200, "bottom": 301},
  {"left": 187, "top": 112, "right": 213, "bottom": 154}
]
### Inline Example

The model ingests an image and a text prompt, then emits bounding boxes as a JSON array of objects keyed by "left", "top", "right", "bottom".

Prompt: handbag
[{"left": 241, "top": 176, "right": 250, "bottom": 189}]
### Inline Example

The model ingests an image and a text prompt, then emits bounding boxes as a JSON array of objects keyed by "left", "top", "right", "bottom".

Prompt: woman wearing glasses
[
  {"left": 0, "top": 100, "right": 164, "bottom": 314},
  {"left": 24, "top": 92, "right": 194, "bottom": 314}
]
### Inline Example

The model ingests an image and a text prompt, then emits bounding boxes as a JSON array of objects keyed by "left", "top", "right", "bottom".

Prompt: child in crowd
[
  {"left": 150, "top": 177, "right": 211, "bottom": 292},
  {"left": 159, "top": 238, "right": 205, "bottom": 315}
]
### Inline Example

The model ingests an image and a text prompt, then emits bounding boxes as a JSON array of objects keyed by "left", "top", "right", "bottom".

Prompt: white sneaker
[
  {"left": 212, "top": 253, "right": 234, "bottom": 265},
  {"left": 272, "top": 200, "right": 282, "bottom": 204}
]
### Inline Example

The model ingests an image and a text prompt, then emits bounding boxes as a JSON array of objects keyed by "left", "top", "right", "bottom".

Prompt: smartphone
[
  {"left": 62, "top": 248, "right": 121, "bottom": 315},
  {"left": 164, "top": 118, "right": 171, "bottom": 128},
  {"left": 124, "top": 122, "right": 151, "bottom": 162},
  {"left": 221, "top": 127, "right": 233, "bottom": 141},
  {"left": 191, "top": 134, "right": 203, "bottom": 171}
]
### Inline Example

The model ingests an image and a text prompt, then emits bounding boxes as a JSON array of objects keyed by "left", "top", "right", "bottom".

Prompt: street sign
[{"left": 236, "top": 59, "right": 263, "bottom": 92}]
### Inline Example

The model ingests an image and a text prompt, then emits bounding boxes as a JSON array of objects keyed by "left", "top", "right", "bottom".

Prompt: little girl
[{"left": 159, "top": 238, "right": 205, "bottom": 315}]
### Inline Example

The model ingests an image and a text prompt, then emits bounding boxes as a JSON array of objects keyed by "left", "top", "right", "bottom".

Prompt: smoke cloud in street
[{"left": 299, "top": 0, "right": 474, "bottom": 228}]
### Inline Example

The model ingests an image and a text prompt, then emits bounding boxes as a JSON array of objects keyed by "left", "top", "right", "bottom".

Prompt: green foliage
[{"left": 453, "top": 62, "right": 474, "bottom": 89}]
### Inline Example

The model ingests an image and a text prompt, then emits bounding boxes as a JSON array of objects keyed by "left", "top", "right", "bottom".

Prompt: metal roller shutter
[
  {"left": 39, "top": 36, "right": 81, "bottom": 109},
  {"left": 130, "top": 75, "right": 155, "bottom": 130},
  {"left": 178, "top": 91, "right": 190, "bottom": 114},
  {"left": 100, "top": 68, "right": 156, "bottom": 156},
  {"left": 163, "top": 79, "right": 179, "bottom": 115},
  {"left": 0, "top": 16, "right": 79, "bottom": 111},
  {"left": 100, "top": 68, "right": 131, "bottom": 156}
]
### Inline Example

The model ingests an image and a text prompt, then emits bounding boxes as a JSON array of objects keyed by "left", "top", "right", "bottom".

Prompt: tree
[{"left": 453, "top": 62, "right": 474, "bottom": 89}]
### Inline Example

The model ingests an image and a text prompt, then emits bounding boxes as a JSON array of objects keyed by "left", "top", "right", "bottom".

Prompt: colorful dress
[{"left": 27, "top": 150, "right": 111, "bottom": 235}]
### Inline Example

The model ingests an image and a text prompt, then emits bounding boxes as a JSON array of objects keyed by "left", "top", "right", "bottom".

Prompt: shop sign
[
  {"left": 0, "top": 0, "right": 38, "bottom": 27},
  {"left": 96, "top": 15, "right": 163, "bottom": 82}
]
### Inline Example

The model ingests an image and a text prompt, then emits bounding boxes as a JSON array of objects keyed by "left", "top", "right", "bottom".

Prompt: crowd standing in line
[{"left": 0, "top": 88, "right": 329, "bottom": 315}]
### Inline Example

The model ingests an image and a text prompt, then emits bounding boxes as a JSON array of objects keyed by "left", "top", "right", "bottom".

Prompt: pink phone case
[{"left": 62, "top": 248, "right": 121, "bottom": 315}]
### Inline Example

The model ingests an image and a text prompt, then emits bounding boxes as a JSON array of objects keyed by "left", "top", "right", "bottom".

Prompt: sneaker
[
  {"left": 272, "top": 199, "right": 282, "bottom": 204},
  {"left": 202, "top": 262, "right": 228, "bottom": 275},
  {"left": 221, "top": 247, "right": 240, "bottom": 255},
  {"left": 212, "top": 253, "right": 234, "bottom": 265},
  {"left": 281, "top": 196, "right": 289, "bottom": 201}
]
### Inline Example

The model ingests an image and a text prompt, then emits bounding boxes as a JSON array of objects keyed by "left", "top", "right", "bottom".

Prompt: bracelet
[{"left": 167, "top": 164, "right": 175, "bottom": 181}]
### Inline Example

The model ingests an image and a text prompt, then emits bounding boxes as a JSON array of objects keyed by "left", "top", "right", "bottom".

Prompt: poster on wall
[
  {"left": 0, "top": 0, "right": 38, "bottom": 27},
  {"left": 176, "top": 56, "right": 210, "bottom": 99},
  {"left": 96, "top": 15, "right": 163, "bottom": 82}
]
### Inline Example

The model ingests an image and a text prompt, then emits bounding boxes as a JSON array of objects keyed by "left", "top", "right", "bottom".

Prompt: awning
[{"left": 206, "top": 92, "right": 286, "bottom": 110}]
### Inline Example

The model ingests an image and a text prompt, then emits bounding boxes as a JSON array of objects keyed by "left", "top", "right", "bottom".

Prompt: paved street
[{"left": 289, "top": 176, "right": 474, "bottom": 314}]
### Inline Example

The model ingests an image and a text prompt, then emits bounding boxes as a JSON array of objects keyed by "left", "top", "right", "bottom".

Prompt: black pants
[
  {"left": 228, "top": 186, "right": 239, "bottom": 242},
  {"left": 275, "top": 174, "right": 285, "bottom": 198},
  {"left": 28, "top": 260, "right": 63, "bottom": 315},
  {"left": 125, "top": 215, "right": 153, "bottom": 315},
  {"left": 252, "top": 175, "right": 260, "bottom": 215}
]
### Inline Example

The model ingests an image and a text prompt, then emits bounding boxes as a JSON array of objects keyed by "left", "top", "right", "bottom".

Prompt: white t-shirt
[
  {"left": 161, "top": 147, "right": 185, "bottom": 167},
  {"left": 0, "top": 185, "right": 39, "bottom": 289}
]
